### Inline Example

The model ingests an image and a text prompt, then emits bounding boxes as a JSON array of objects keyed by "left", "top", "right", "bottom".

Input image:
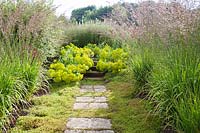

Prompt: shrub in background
[{"left": 64, "top": 23, "right": 123, "bottom": 48}]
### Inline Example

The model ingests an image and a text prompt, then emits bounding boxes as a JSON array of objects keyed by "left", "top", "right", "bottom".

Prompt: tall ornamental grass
[
  {"left": 128, "top": 30, "right": 200, "bottom": 132},
  {"left": 0, "top": 43, "right": 43, "bottom": 131},
  {"left": 0, "top": 0, "right": 64, "bottom": 131},
  {"left": 65, "top": 23, "right": 123, "bottom": 48},
  {"left": 129, "top": 46, "right": 154, "bottom": 96},
  {"left": 148, "top": 43, "right": 200, "bottom": 132}
]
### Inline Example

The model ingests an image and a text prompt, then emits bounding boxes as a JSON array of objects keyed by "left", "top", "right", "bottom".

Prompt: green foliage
[
  {"left": 0, "top": 44, "right": 43, "bottom": 130},
  {"left": 96, "top": 45, "right": 128, "bottom": 73},
  {"left": 84, "top": 43, "right": 101, "bottom": 57},
  {"left": 70, "top": 6, "right": 96, "bottom": 23},
  {"left": 11, "top": 84, "right": 80, "bottom": 133},
  {"left": 148, "top": 44, "right": 200, "bottom": 132},
  {"left": 12, "top": 76, "right": 160, "bottom": 132},
  {"left": 130, "top": 49, "right": 154, "bottom": 95},
  {"left": 48, "top": 44, "right": 94, "bottom": 83},
  {"left": 129, "top": 32, "right": 200, "bottom": 132},
  {"left": 105, "top": 75, "right": 161, "bottom": 133},
  {"left": 64, "top": 23, "right": 123, "bottom": 48},
  {"left": 0, "top": 0, "right": 64, "bottom": 130},
  {"left": 71, "top": 6, "right": 112, "bottom": 23},
  {"left": 84, "top": 6, "right": 113, "bottom": 22}
]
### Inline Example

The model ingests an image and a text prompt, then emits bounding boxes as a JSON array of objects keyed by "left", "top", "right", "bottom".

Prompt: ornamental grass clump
[
  {"left": 149, "top": 44, "right": 200, "bottom": 132},
  {"left": 0, "top": 0, "right": 65, "bottom": 131},
  {"left": 0, "top": 43, "right": 43, "bottom": 131},
  {"left": 130, "top": 54, "right": 153, "bottom": 95}
]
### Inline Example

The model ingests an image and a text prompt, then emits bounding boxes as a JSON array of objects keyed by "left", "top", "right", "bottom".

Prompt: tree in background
[
  {"left": 70, "top": 6, "right": 96, "bottom": 23},
  {"left": 70, "top": 6, "right": 113, "bottom": 23},
  {"left": 84, "top": 6, "right": 113, "bottom": 22}
]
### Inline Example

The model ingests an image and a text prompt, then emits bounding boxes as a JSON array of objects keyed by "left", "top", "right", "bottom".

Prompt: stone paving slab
[
  {"left": 94, "top": 85, "right": 106, "bottom": 92},
  {"left": 93, "top": 85, "right": 106, "bottom": 90},
  {"left": 94, "top": 88, "right": 106, "bottom": 92},
  {"left": 81, "top": 85, "right": 93, "bottom": 89},
  {"left": 65, "top": 130, "right": 114, "bottom": 133},
  {"left": 80, "top": 89, "right": 94, "bottom": 93},
  {"left": 73, "top": 103, "right": 108, "bottom": 109},
  {"left": 76, "top": 97, "right": 107, "bottom": 103},
  {"left": 66, "top": 118, "right": 112, "bottom": 130},
  {"left": 80, "top": 85, "right": 106, "bottom": 93}
]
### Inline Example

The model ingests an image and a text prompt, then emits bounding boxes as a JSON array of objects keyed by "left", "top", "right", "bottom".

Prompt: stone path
[{"left": 65, "top": 85, "right": 114, "bottom": 133}]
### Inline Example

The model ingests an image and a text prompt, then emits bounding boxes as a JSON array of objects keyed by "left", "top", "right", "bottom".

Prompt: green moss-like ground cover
[
  {"left": 11, "top": 83, "right": 79, "bottom": 133},
  {"left": 11, "top": 75, "right": 160, "bottom": 133}
]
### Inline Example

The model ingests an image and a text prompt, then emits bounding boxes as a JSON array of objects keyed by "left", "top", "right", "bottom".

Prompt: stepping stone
[
  {"left": 94, "top": 97, "right": 107, "bottom": 103},
  {"left": 80, "top": 85, "right": 93, "bottom": 93},
  {"left": 66, "top": 118, "right": 112, "bottom": 130},
  {"left": 80, "top": 89, "right": 94, "bottom": 93},
  {"left": 73, "top": 103, "right": 108, "bottom": 109},
  {"left": 65, "top": 130, "right": 114, "bottom": 133},
  {"left": 76, "top": 97, "right": 107, "bottom": 103},
  {"left": 80, "top": 85, "right": 106, "bottom": 93},
  {"left": 81, "top": 85, "right": 93, "bottom": 90},
  {"left": 94, "top": 85, "right": 106, "bottom": 92}
]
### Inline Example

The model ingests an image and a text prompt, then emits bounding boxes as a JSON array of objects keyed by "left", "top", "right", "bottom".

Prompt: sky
[{"left": 53, "top": 0, "right": 159, "bottom": 18}]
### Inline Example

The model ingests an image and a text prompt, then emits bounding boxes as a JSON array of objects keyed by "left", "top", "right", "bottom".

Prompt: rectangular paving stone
[
  {"left": 66, "top": 118, "right": 112, "bottom": 130},
  {"left": 80, "top": 85, "right": 106, "bottom": 93},
  {"left": 89, "top": 103, "right": 108, "bottom": 109},
  {"left": 93, "top": 85, "right": 106, "bottom": 92},
  {"left": 73, "top": 103, "right": 108, "bottom": 109},
  {"left": 65, "top": 130, "right": 114, "bottom": 133},
  {"left": 86, "top": 131, "right": 114, "bottom": 133},
  {"left": 81, "top": 85, "right": 93, "bottom": 89},
  {"left": 74, "top": 103, "right": 89, "bottom": 109},
  {"left": 93, "top": 85, "right": 106, "bottom": 90},
  {"left": 94, "top": 97, "right": 107, "bottom": 103},
  {"left": 76, "top": 97, "right": 107, "bottom": 103},
  {"left": 80, "top": 88, "right": 94, "bottom": 93},
  {"left": 94, "top": 88, "right": 106, "bottom": 92},
  {"left": 76, "top": 97, "right": 94, "bottom": 102}
]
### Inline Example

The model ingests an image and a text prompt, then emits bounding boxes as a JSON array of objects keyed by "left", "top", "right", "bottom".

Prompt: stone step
[
  {"left": 89, "top": 66, "right": 97, "bottom": 71},
  {"left": 66, "top": 118, "right": 112, "bottom": 130},
  {"left": 94, "top": 61, "right": 98, "bottom": 66},
  {"left": 85, "top": 71, "right": 105, "bottom": 78},
  {"left": 73, "top": 103, "right": 108, "bottom": 109},
  {"left": 65, "top": 130, "right": 114, "bottom": 133},
  {"left": 76, "top": 97, "right": 107, "bottom": 103},
  {"left": 80, "top": 85, "right": 106, "bottom": 93},
  {"left": 84, "top": 77, "right": 105, "bottom": 81}
]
